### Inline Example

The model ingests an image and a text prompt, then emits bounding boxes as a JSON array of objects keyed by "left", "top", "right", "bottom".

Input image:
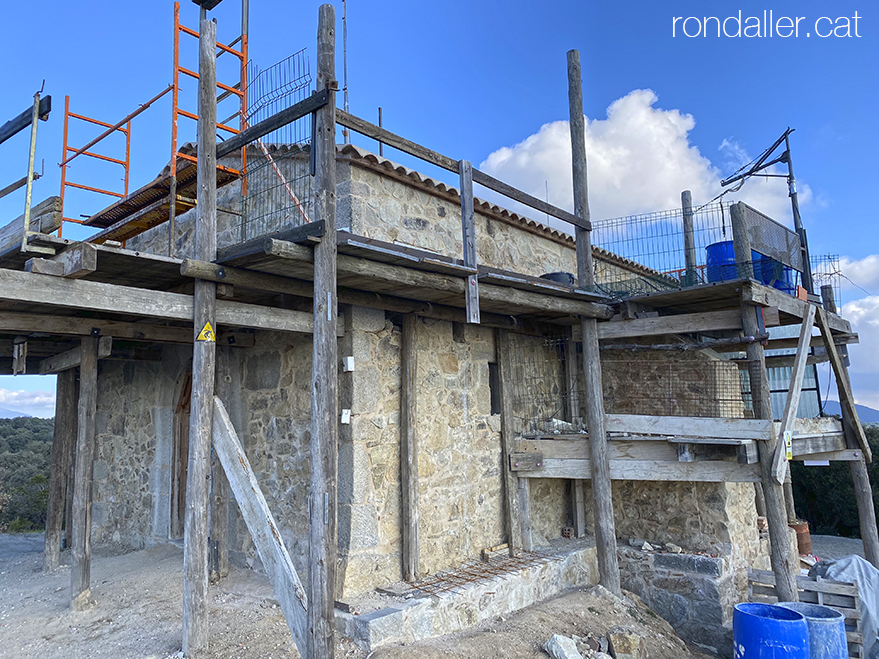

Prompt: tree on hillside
[{"left": 0, "top": 417, "right": 54, "bottom": 531}]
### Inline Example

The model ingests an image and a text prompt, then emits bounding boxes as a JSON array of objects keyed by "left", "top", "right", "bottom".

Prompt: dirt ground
[{"left": 0, "top": 534, "right": 713, "bottom": 659}]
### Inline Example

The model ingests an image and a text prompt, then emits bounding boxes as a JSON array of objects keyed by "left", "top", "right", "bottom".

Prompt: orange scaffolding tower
[
  {"left": 55, "top": 1, "right": 249, "bottom": 252},
  {"left": 170, "top": 0, "right": 248, "bottom": 248}
]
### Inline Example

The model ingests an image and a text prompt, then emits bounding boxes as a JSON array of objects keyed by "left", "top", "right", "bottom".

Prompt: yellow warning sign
[
  {"left": 784, "top": 430, "right": 793, "bottom": 461},
  {"left": 196, "top": 322, "right": 216, "bottom": 342}
]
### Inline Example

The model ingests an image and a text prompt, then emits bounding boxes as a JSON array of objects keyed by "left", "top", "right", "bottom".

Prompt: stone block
[
  {"left": 648, "top": 588, "right": 689, "bottom": 628},
  {"left": 606, "top": 626, "right": 647, "bottom": 659},
  {"left": 654, "top": 552, "right": 722, "bottom": 576},
  {"left": 350, "top": 305, "right": 386, "bottom": 333},
  {"left": 543, "top": 634, "right": 583, "bottom": 659},
  {"left": 244, "top": 351, "right": 281, "bottom": 390},
  {"left": 338, "top": 503, "right": 379, "bottom": 551}
]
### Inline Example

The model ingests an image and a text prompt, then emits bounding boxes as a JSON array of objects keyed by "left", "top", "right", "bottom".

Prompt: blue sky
[{"left": 2, "top": 0, "right": 877, "bottom": 415}]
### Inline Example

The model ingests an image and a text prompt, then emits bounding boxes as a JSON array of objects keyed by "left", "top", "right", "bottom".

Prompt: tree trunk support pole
[
  {"left": 45, "top": 368, "right": 77, "bottom": 572},
  {"left": 70, "top": 336, "right": 98, "bottom": 610},
  {"left": 308, "top": 6, "right": 339, "bottom": 659},
  {"left": 741, "top": 299, "right": 798, "bottom": 602},
  {"left": 183, "top": 17, "right": 218, "bottom": 658},
  {"left": 821, "top": 285, "right": 879, "bottom": 567},
  {"left": 567, "top": 48, "right": 621, "bottom": 596}
]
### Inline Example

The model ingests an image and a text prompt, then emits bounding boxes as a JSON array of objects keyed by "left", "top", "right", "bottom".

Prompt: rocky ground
[{"left": 0, "top": 533, "right": 712, "bottom": 659}]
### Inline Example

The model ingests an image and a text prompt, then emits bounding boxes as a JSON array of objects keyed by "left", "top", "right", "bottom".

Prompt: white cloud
[
  {"left": 839, "top": 295, "right": 879, "bottom": 408},
  {"left": 836, "top": 255, "right": 879, "bottom": 296},
  {"left": 0, "top": 388, "right": 56, "bottom": 418},
  {"left": 480, "top": 89, "right": 809, "bottom": 226}
]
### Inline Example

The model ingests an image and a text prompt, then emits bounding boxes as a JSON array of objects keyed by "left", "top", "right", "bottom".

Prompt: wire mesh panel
[
  {"left": 237, "top": 50, "right": 314, "bottom": 243},
  {"left": 591, "top": 202, "right": 808, "bottom": 301},
  {"left": 602, "top": 356, "right": 753, "bottom": 419},
  {"left": 812, "top": 254, "right": 842, "bottom": 307},
  {"left": 504, "top": 334, "right": 582, "bottom": 436}
]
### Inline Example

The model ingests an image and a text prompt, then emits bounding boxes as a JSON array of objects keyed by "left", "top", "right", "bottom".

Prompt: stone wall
[{"left": 619, "top": 548, "right": 737, "bottom": 658}]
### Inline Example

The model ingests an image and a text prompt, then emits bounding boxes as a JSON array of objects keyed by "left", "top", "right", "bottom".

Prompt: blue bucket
[
  {"left": 733, "top": 603, "right": 810, "bottom": 659},
  {"left": 777, "top": 602, "right": 847, "bottom": 659},
  {"left": 705, "top": 241, "right": 796, "bottom": 294}
]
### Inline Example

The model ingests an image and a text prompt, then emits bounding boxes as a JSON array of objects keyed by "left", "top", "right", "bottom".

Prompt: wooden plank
[
  {"left": 335, "top": 109, "right": 459, "bottom": 173},
  {"left": 400, "top": 314, "right": 420, "bottom": 580},
  {"left": 568, "top": 48, "right": 620, "bottom": 597},
  {"left": 817, "top": 308, "right": 871, "bottom": 461},
  {"left": 0, "top": 269, "right": 313, "bottom": 334},
  {"left": 0, "top": 95, "right": 51, "bottom": 146},
  {"left": 459, "top": 160, "right": 480, "bottom": 324},
  {"left": 52, "top": 243, "right": 98, "bottom": 279},
  {"left": 183, "top": 20, "right": 218, "bottom": 657},
  {"left": 471, "top": 168, "right": 588, "bottom": 230},
  {"left": 25, "top": 257, "right": 65, "bottom": 276},
  {"left": 309, "top": 9, "right": 339, "bottom": 658},
  {"left": 44, "top": 369, "right": 76, "bottom": 573},
  {"left": 509, "top": 453, "right": 545, "bottom": 471},
  {"left": 216, "top": 89, "right": 329, "bottom": 159},
  {"left": 597, "top": 310, "right": 742, "bottom": 340},
  {"left": 496, "top": 329, "right": 524, "bottom": 554},
  {"left": 742, "top": 280, "right": 852, "bottom": 334},
  {"left": 70, "top": 336, "right": 98, "bottom": 610},
  {"left": 0, "top": 311, "right": 253, "bottom": 346},
  {"left": 0, "top": 196, "right": 62, "bottom": 257},
  {"left": 518, "top": 457, "right": 761, "bottom": 482},
  {"left": 791, "top": 433, "right": 847, "bottom": 457},
  {"left": 606, "top": 414, "right": 772, "bottom": 440},
  {"left": 791, "top": 449, "right": 863, "bottom": 462},
  {"left": 772, "top": 304, "right": 817, "bottom": 483},
  {"left": 212, "top": 397, "right": 308, "bottom": 655},
  {"left": 39, "top": 336, "right": 112, "bottom": 374}
]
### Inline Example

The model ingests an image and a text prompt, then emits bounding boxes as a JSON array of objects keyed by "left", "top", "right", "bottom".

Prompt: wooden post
[
  {"left": 567, "top": 49, "right": 621, "bottom": 596},
  {"left": 681, "top": 190, "right": 697, "bottom": 287},
  {"left": 65, "top": 409, "right": 77, "bottom": 552},
  {"left": 183, "top": 18, "right": 218, "bottom": 658},
  {"left": 400, "top": 314, "right": 420, "bottom": 581},
  {"left": 496, "top": 329, "right": 524, "bottom": 554},
  {"left": 459, "top": 159, "right": 480, "bottom": 324},
  {"left": 730, "top": 202, "right": 754, "bottom": 280},
  {"left": 45, "top": 369, "right": 77, "bottom": 572},
  {"left": 741, "top": 300, "right": 798, "bottom": 602},
  {"left": 821, "top": 285, "right": 879, "bottom": 567},
  {"left": 70, "top": 336, "right": 98, "bottom": 610},
  {"left": 309, "top": 6, "right": 339, "bottom": 659}
]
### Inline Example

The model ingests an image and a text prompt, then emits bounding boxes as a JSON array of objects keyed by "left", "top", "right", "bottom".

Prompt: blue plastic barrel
[
  {"left": 777, "top": 602, "right": 847, "bottom": 659},
  {"left": 705, "top": 241, "right": 796, "bottom": 293},
  {"left": 733, "top": 603, "right": 810, "bottom": 659}
]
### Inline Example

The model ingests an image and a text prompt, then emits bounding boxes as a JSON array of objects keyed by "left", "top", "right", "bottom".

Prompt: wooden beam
[
  {"left": 0, "top": 196, "right": 62, "bottom": 257},
  {"left": 518, "top": 457, "right": 761, "bottom": 482},
  {"left": 212, "top": 397, "right": 308, "bottom": 655},
  {"left": 772, "top": 304, "right": 817, "bottom": 483},
  {"left": 182, "top": 258, "right": 519, "bottom": 328},
  {"left": 39, "top": 336, "right": 112, "bottom": 374},
  {"left": 212, "top": 347, "right": 240, "bottom": 581},
  {"left": 0, "top": 95, "right": 51, "bottom": 146},
  {"left": 816, "top": 307, "right": 871, "bottom": 462},
  {"left": 309, "top": 8, "right": 339, "bottom": 659},
  {"left": 606, "top": 414, "right": 772, "bottom": 440},
  {"left": 0, "top": 311, "right": 254, "bottom": 346},
  {"left": 183, "top": 19, "right": 218, "bottom": 658},
  {"left": 742, "top": 281, "right": 852, "bottom": 334},
  {"left": 597, "top": 310, "right": 742, "bottom": 340},
  {"left": 335, "top": 109, "right": 459, "bottom": 173},
  {"left": 459, "top": 160, "right": 480, "bottom": 324},
  {"left": 54, "top": 243, "right": 98, "bottom": 278},
  {"left": 496, "top": 329, "right": 524, "bottom": 554},
  {"left": 741, "top": 298, "right": 798, "bottom": 602},
  {"left": 471, "top": 168, "right": 588, "bottom": 230},
  {"left": 70, "top": 336, "right": 98, "bottom": 610},
  {"left": 568, "top": 48, "right": 620, "bottom": 597},
  {"left": 0, "top": 269, "right": 313, "bottom": 334},
  {"left": 44, "top": 369, "right": 77, "bottom": 573},
  {"left": 400, "top": 314, "right": 420, "bottom": 580}
]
